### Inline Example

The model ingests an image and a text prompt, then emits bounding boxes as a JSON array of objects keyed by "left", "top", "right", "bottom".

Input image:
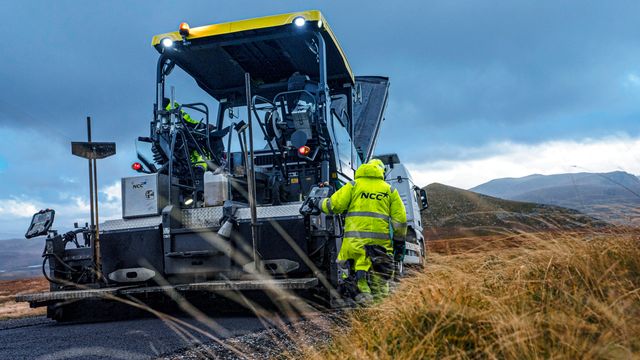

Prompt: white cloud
[
  {"left": 407, "top": 136, "right": 640, "bottom": 189},
  {"left": 102, "top": 181, "right": 121, "bottom": 202},
  {"left": 0, "top": 198, "right": 39, "bottom": 218},
  {"left": 99, "top": 181, "right": 122, "bottom": 221},
  {"left": 59, "top": 176, "right": 77, "bottom": 184},
  {"left": 0, "top": 181, "right": 123, "bottom": 238}
]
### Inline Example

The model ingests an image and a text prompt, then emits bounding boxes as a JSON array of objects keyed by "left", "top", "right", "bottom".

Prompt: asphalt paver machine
[{"left": 18, "top": 11, "right": 397, "bottom": 320}]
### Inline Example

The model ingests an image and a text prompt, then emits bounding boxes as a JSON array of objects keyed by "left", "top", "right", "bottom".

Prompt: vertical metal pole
[
  {"left": 93, "top": 156, "right": 101, "bottom": 278},
  {"left": 245, "top": 73, "right": 260, "bottom": 272},
  {"left": 315, "top": 33, "right": 328, "bottom": 95},
  {"left": 315, "top": 33, "right": 331, "bottom": 183},
  {"left": 170, "top": 86, "right": 175, "bottom": 114},
  {"left": 87, "top": 117, "right": 95, "bottom": 229},
  {"left": 87, "top": 117, "right": 101, "bottom": 279},
  {"left": 168, "top": 86, "right": 176, "bottom": 206}
]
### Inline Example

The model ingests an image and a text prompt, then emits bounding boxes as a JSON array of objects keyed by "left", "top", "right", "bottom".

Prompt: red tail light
[
  {"left": 298, "top": 146, "right": 311, "bottom": 156},
  {"left": 132, "top": 162, "right": 142, "bottom": 171}
]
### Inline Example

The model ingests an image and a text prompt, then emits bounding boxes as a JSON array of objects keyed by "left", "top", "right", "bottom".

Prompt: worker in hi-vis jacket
[{"left": 314, "top": 158, "right": 407, "bottom": 302}]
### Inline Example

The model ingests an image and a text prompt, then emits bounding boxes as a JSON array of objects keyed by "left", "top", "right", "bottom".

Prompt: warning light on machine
[
  {"left": 298, "top": 146, "right": 311, "bottom": 156},
  {"left": 293, "top": 16, "right": 306, "bottom": 27},
  {"left": 179, "top": 22, "right": 190, "bottom": 36},
  {"left": 131, "top": 162, "right": 143, "bottom": 171},
  {"left": 161, "top": 38, "right": 174, "bottom": 48}
]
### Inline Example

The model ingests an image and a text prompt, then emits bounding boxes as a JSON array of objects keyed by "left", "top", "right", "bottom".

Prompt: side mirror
[
  {"left": 416, "top": 188, "right": 428, "bottom": 210},
  {"left": 25, "top": 209, "right": 55, "bottom": 239}
]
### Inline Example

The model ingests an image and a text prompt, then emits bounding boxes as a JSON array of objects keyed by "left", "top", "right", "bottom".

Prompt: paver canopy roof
[{"left": 152, "top": 11, "right": 354, "bottom": 102}]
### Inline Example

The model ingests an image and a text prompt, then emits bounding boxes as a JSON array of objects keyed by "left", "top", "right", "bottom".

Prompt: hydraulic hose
[
  {"left": 41, "top": 255, "right": 76, "bottom": 285},
  {"left": 42, "top": 257, "right": 64, "bottom": 285}
]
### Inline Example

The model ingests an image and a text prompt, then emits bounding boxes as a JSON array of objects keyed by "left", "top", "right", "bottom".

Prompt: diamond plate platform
[
  {"left": 236, "top": 203, "right": 303, "bottom": 220},
  {"left": 181, "top": 203, "right": 303, "bottom": 228},
  {"left": 101, "top": 216, "right": 162, "bottom": 232},
  {"left": 100, "top": 203, "right": 304, "bottom": 231},
  {"left": 181, "top": 207, "right": 224, "bottom": 228}
]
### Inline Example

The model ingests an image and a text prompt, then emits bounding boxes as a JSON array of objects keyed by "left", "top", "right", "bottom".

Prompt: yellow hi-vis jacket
[
  {"left": 165, "top": 102, "right": 199, "bottom": 126},
  {"left": 190, "top": 149, "right": 208, "bottom": 171},
  {"left": 321, "top": 160, "right": 407, "bottom": 271},
  {"left": 166, "top": 102, "right": 209, "bottom": 171}
]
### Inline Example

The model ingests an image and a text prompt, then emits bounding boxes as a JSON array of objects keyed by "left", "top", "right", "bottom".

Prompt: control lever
[
  {"left": 300, "top": 196, "right": 320, "bottom": 216},
  {"left": 300, "top": 185, "right": 332, "bottom": 216},
  {"left": 61, "top": 228, "right": 85, "bottom": 248}
]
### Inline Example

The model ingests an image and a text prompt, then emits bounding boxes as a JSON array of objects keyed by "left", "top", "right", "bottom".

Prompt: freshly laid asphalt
[{"left": 0, "top": 314, "right": 273, "bottom": 359}]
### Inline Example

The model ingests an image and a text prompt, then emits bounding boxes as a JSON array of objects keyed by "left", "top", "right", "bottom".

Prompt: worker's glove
[
  {"left": 393, "top": 240, "right": 406, "bottom": 263},
  {"left": 311, "top": 197, "right": 322, "bottom": 210},
  {"left": 300, "top": 197, "right": 322, "bottom": 215},
  {"left": 308, "top": 197, "right": 323, "bottom": 215}
]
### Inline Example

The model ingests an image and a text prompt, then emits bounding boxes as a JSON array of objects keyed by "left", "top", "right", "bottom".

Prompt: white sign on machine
[{"left": 122, "top": 173, "right": 169, "bottom": 218}]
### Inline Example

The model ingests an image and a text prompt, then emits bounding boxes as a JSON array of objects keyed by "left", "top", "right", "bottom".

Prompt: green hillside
[{"left": 422, "top": 183, "right": 606, "bottom": 239}]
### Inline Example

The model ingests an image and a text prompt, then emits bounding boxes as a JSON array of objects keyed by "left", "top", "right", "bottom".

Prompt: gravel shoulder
[{"left": 160, "top": 315, "right": 335, "bottom": 360}]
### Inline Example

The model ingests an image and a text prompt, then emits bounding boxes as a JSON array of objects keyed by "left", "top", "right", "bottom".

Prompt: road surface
[{"left": 0, "top": 314, "right": 277, "bottom": 359}]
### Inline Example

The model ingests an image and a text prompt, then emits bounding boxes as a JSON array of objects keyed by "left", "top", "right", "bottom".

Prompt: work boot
[
  {"left": 356, "top": 277, "right": 371, "bottom": 294},
  {"left": 355, "top": 271, "right": 373, "bottom": 306},
  {"left": 370, "top": 273, "right": 390, "bottom": 300},
  {"left": 354, "top": 292, "right": 373, "bottom": 305}
]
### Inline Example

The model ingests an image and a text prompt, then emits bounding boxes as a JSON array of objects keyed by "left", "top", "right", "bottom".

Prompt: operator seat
[{"left": 286, "top": 72, "right": 318, "bottom": 112}]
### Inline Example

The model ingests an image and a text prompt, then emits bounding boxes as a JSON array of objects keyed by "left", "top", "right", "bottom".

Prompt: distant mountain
[
  {"left": 0, "top": 239, "right": 44, "bottom": 280},
  {"left": 470, "top": 171, "right": 640, "bottom": 225},
  {"left": 422, "top": 183, "right": 605, "bottom": 240}
]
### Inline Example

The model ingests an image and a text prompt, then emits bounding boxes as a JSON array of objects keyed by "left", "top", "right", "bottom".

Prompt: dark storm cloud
[
  {"left": 1, "top": 1, "right": 639, "bottom": 237},
  {"left": 1, "top": 1, "right": 638, "bottom": 132},
  {"left": 1, "top": 1, "right": 639, "bottom": 143}
]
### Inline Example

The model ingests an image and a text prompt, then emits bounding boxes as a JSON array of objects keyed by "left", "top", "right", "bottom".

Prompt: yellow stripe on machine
[{"left": 151, "top": 10, "right": 354, "bottom": 84}]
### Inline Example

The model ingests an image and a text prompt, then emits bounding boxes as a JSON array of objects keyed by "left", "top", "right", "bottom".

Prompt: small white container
[{"left": 204, "top": 171, "right": 228, "bottom": 206}]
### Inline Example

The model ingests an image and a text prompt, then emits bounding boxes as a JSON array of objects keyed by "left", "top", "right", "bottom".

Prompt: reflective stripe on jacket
[{"left": 321, "top": 160, "right": 407, "bottom": 244}]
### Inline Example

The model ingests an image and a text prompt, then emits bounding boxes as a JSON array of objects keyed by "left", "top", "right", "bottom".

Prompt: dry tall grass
[
  {"left": 306, "top": 230, "right": 640, "bottom": 359},
  {"left": 0, "top": 277, "right": 48, "bottom": 320}
]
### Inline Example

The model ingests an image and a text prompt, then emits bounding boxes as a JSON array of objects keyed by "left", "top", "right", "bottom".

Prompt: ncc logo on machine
[{"left": 132, "top": 180, "right": 148, "bottom": 189}]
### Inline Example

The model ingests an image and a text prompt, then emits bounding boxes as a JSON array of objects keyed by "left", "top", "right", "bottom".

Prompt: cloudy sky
[{"left": 1, "top": 1, "right": 639, "bottom": 239}]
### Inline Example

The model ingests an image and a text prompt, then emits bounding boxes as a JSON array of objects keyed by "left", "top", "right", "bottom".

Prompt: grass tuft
[{"left": 306, "top": 230, "right": 640, "bottom": 359}]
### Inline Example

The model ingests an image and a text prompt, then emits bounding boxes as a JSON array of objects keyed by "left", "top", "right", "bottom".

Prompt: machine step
[{"left": 16, "top": 277, "right": 319, "bottom": 307}]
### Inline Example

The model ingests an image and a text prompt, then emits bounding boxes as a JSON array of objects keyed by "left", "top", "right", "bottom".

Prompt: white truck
[{"left": 376, "top": 153, "right": 428, "bottom": 267}]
